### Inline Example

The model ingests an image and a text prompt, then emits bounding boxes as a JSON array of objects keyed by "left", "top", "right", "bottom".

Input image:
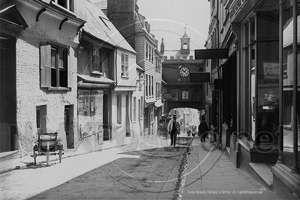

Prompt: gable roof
[{"left": 84, "top": 0, "right": 136, "bottom": 54}]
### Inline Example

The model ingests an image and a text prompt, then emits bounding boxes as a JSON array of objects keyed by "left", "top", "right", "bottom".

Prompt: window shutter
[
  {"left": 40, "top": 45, "right": 51, "bottom": 87},
  {"left": 67, "top": 50, "right": 72, "bottom": 88}
]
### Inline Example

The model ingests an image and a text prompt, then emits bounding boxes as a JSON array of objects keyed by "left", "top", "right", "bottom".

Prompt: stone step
[{"left": 249, "top": 162, "right": 273, "bottom": 188}]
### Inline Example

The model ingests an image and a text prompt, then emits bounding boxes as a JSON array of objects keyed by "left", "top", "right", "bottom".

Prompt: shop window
[
  {"left": 121, "top": 53, "right": 128, "bottom": 77},
  {"left": 40, "top": 44, "right": 70, "bottom": 89},
  {"left": 78, "top": 90, "right": 90, "bottom": 116},
  {"left": 92, "top": 45, "right": 103, "bottom": 74}
]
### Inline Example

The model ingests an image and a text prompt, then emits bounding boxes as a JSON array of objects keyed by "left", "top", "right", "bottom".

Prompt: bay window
[
  {"left": 121, "top": 53, "right": 128, "bottom": 77},
  {"left": 92, "top": 45, "right": 103, "bottom": 74}
]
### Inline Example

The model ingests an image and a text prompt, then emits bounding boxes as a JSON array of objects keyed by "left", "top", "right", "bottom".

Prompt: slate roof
[{"left": 84, "top": 0, "right": 136, "bottom": 54}]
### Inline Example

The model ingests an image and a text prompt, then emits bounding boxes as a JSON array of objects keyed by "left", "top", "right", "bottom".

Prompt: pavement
[
  {"left": 180, "top": 137, "right": 282, "bottom": 200},
  {"left": 0, "top": 135, "right": 282, "bottom": 200}
]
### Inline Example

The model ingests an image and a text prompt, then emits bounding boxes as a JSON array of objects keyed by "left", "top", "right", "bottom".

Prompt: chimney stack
[{"left": 160, "top": 38, "right": 165, "bottom": 55}]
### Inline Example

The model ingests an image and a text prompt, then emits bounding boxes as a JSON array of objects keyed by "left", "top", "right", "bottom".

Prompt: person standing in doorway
[
  {"left": 198, "top": 117, "right": 209, "bottom": 142},
  {"left": 167, "top": 115, "right": 180, "bottom": 147}
]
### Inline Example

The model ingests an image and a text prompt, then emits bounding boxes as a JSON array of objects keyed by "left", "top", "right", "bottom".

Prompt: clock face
[{"left": 179, "top": 66, "right": 190, "bottom": 77}]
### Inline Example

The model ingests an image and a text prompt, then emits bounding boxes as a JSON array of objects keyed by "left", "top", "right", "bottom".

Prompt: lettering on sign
[
  {"left": 163, "top": 93, "right": 172, "bottom": 99},
  {"left": 195, "top": 49, "right": 228, "bottom": 59},
  {"left": 263, "top": 62, "right": 279, "bottom": 79},
  {"left": 190, "top": 73, "right": 211, "bottom": 83}
]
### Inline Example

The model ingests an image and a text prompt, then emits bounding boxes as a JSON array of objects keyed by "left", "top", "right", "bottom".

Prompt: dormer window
[{"left": 52, "top": 0, "right": 74, "bottom": 12}]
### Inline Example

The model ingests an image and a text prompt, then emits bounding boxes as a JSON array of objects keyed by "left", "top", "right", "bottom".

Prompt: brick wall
[{"left": 16, "top": 37, "right": 78, "bottom": 156}]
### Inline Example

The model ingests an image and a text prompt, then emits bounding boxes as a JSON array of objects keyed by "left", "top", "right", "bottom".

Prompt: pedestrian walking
[
  {"left": 167, "top": 115, "right": 180, "bottom": 147},
  {"left": 198, "top": 117, "right": 209, "bottom": 142}
]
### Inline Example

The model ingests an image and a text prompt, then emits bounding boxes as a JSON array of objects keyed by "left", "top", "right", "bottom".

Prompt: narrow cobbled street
[
  {"left": 25, "top": 136, "right": 281, "bottom": 200},
  {"left": 27, "top": 137, "right": 193, "bottom": 200}
]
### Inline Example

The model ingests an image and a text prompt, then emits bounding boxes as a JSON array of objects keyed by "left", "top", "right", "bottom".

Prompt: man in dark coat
[
  {"left": 167, "top": 115, "right": 180, "bottom": 147},
  {"left": 198, "top": 117, "right": 209, "bottom": 142}
]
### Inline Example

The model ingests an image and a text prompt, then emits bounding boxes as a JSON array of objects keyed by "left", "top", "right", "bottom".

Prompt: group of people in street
[{"left": 166, "top": 115, "right": 210, "bottom": 147}]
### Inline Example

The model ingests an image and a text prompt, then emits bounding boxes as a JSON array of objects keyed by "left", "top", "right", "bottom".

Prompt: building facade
[
  {"left": 0, "top": 0, "right": 86, "bottom": 156},
  {"left": 206, "top": 0, "right": 299, "bottom": 198},
  {"left": 106, "top": 0, "right": 162, "bottom": 137},
  {"left": 162, "top": 31, "right": 206, "bottom": 117},
  {"left": 77, "top": 1, "right": 138, "bottom": 152}
]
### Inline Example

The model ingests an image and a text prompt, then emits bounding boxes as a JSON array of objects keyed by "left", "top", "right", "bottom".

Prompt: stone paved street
[{"left": 0, "top": 136, "right": 283, "bottom": 200}]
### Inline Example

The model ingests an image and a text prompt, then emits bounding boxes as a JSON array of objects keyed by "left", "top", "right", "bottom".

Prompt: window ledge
[
  {"left": 47, "top": 87, "right": 70, "bottom": 91},
  {"left": 91, "top": 71, "right": 103, "bottom": 75},
  {"left": 283, "top": 124, "right": 292, "bottom": 130},
  {"left": 121, "top": 75, "right": 129, "bottom": 79}
]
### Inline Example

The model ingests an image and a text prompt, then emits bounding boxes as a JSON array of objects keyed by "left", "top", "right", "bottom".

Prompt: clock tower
[{"left": 180, "top": 25, "right": 190, "bottom": 56}]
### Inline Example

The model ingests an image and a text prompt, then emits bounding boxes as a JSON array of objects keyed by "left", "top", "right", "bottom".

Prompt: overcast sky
[{"left": 137, "top": 0, "right": 211, "bottom": 56}]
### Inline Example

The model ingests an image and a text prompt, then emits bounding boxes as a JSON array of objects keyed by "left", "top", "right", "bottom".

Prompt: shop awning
[{"left": 77, "top": 74, "right": 115, "bottom": 89}]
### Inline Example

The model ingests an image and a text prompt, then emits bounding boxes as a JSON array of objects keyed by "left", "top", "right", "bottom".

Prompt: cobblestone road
[{"left": 27, "top": 138, "right": 192, "bottom": 200}]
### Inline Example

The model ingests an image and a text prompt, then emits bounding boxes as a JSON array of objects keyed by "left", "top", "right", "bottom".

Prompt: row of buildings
[
  {"left": 203, "top": 0, "right": 299, "bottom": 198},
  {"left": 0, "top": 0, "right": 166, "bottom": 157}
]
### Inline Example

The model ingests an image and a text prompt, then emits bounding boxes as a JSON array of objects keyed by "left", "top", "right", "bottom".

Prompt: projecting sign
[
  {"left": 195, "top": 49, "right": 229, "bottom": 59},
  {"left": 190, "top": 73, "right": 211, "bottom": 83}
]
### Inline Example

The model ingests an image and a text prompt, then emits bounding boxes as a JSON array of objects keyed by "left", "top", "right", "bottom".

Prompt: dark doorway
[
  {"left": 0, "top": 34, "right": 17, "bottom": 152},
  {"left": 64, "top": 105, "right": 74, "bottom": 149},
  {"left": 103, "top": 94, "right": 110, "bottom": 141}
]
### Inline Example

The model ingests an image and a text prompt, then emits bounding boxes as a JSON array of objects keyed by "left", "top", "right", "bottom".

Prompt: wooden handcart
[{"left": 32, "top": 132, "right": 64, "bottom": 165}]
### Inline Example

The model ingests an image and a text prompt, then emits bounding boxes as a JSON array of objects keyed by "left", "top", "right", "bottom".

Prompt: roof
[
  {"left": 84, "top": 0, "right": 136, "bottom": 54},
  {"left": 136, "top": 64, "right": 145, "bottom": 72}
]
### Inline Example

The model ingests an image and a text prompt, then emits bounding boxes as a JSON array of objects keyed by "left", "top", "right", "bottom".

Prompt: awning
[
  {"left": 78, "top": 74, "right": 115, "bottom": 84},
  {"left": 114, "top": 85, "right": 136, "bottom": 91},
  {"left": 77, "top": 74, "right": 115, "bottom": 89}
]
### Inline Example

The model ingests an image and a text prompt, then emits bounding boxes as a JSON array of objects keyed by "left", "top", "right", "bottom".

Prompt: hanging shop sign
[
  {"left": 190, "top": 73, "right": 211, "bottom": 83},
  {"left": 163, "top": 93, "right": 172, "bottom": 99},
  {"left": 195, "top": 49, "right": 229, "bottom": 59}
]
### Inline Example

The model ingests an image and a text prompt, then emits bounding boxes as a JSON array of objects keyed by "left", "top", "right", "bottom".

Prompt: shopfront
[
  {"left": 272, "top": 0, "right": 300, "bottom": 198},
  {"left": 231, "top": 0, "right": 281, "bottom": 166}
]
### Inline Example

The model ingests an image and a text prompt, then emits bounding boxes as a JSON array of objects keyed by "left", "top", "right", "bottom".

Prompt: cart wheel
[{"left": 59, "top": 150, "right": 62, "bottom": 163}]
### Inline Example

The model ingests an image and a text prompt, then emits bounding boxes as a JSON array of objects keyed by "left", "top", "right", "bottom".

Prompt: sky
[{"left": 136, "top": 0, "right": 211, "bottom": 57}]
